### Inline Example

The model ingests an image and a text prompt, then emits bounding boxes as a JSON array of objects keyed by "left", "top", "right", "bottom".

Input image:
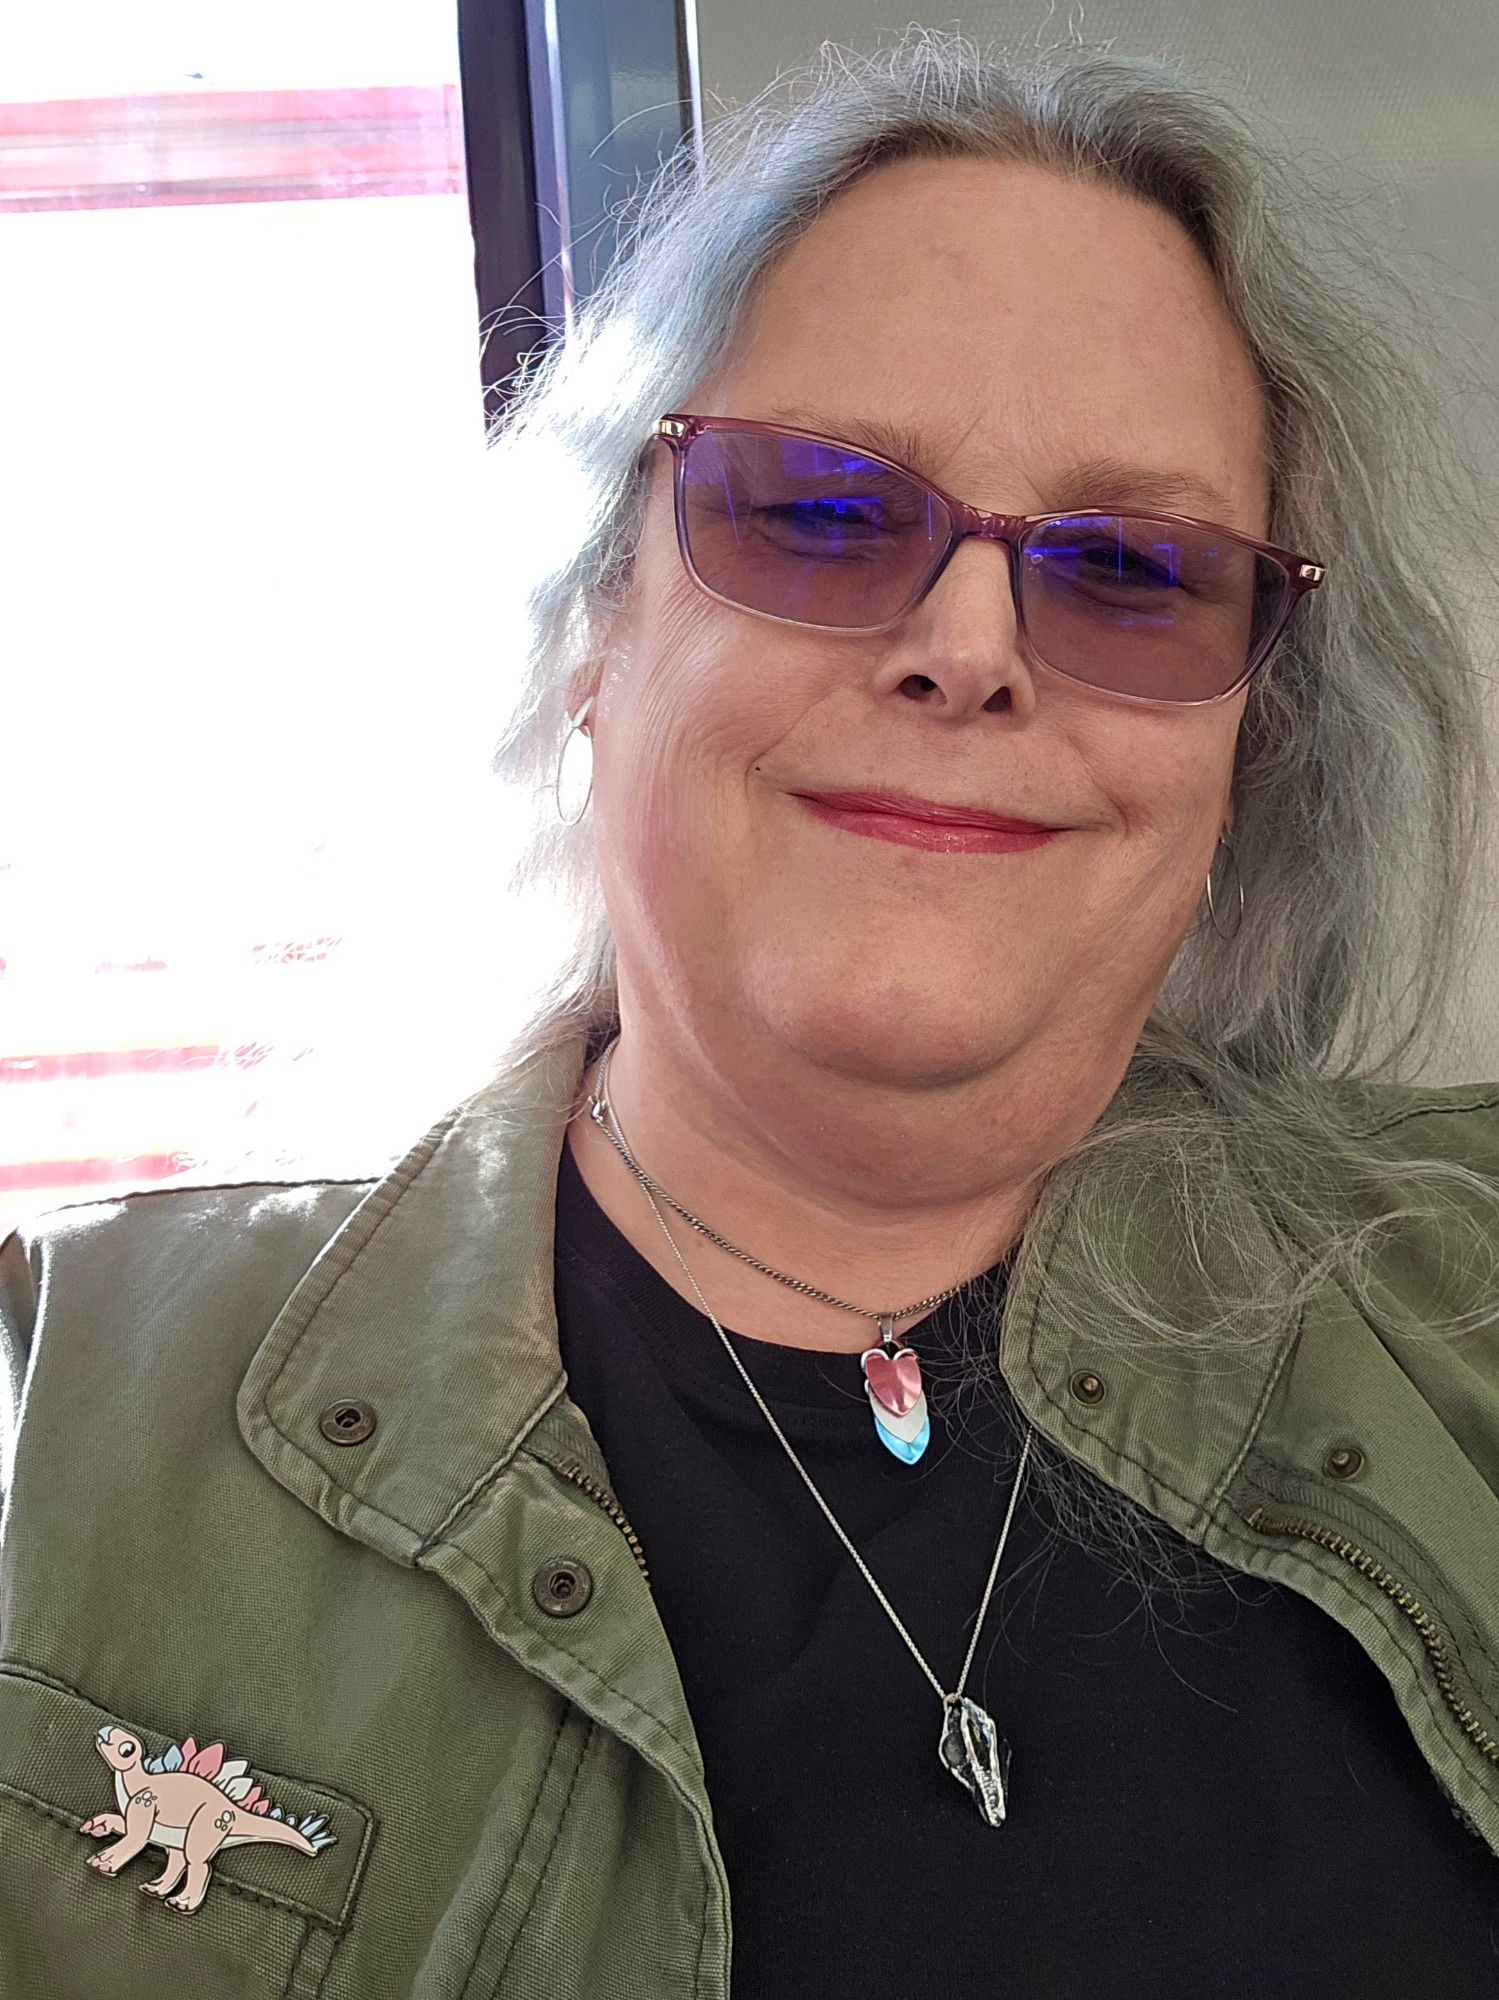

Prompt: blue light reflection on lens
[{"left": 1024, "top": 530, "right": 1188, "bottom": 595}]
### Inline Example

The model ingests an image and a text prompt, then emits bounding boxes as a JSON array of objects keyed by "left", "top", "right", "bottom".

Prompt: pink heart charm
[{"left": 861, "top": 1344, "right": 923, "bottom": 1418}]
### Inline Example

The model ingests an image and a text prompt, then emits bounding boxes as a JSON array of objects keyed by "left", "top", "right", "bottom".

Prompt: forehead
[{"left": 703, "top": 156, "right": 1271, "bottom": 529}]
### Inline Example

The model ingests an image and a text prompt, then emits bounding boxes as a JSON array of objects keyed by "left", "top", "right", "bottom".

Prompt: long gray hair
[{"left": 480, "top": 26, "right": 1498, "bottom": 1593}]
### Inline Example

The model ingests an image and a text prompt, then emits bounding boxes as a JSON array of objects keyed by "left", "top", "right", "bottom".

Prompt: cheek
[
  {"left": 594, "top": 666, "right": 751, "bottom": 907},
  {"left": 1098, "top": 702, "right": 1244, "bottom": 840},
  {"left": 614, "top": 575, "right": 825, "bottom": 790},
  {"left": 621, "top": 570, "right": 753, "bottom": 748},
  {"left": 1073, "top": 728, "right": 1239, "bottom": 942},
  {"left": 601, "top": 494, "right": 718, "bottom": 715}
]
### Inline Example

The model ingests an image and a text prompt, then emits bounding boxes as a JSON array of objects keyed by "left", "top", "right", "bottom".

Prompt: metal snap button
[
  {"left": 1324, "top": 1445, "right": 1364, "bottom": 1480},
  {"left": 319, "top": 1398, "right": 377, "bottom": 1446},
  {"left": 1068, "top": 1370, "right": 1106, "bottom": 1405},
  {"left": 532, "top": 1560, "right": 594, "bottom": 1617}
]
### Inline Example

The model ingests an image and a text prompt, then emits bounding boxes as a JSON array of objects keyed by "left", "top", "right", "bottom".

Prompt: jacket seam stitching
[
  {"left": 1017, "top": 1333, "right": 1227, "bottom": 1526},
  {"left": 258, "top": 1128, "right": 453, "bottom": 1421},
  {"left": 420, "top": 1539, "right": 699, "bottom": 1764},
  {"left": 1340, "top": 1089, "right": 1499, "bottom": 1138},
  {"left": 423, "top": 1380, "right": 573, "bottom": 1554},
  {"left": 1233, "top": 1448, "right": 1499, "bottom": 1688},
  {"left": 249, "top": 1110, "right": 470, "bottom": 1534},
  {"left": 692, "top": 1832, "right": 714, "bottom": 2000},
  {"left": 1204, "top": 1297, "right": 1307, "bottom": 1522},
  {"left": 1230, "top": 1211, "right": 1499, "bottom": 1695},
  {"left": 461, "top": 1702, "right": 576, "bottom": 1999},
  {"left": 422, "top": 1534, "right": 732, "bottom": 1977},
  {"left": 1014, "top": 1162, "right": 1288, "bottom": 1535},
  {"left": 480, "top": 1713, "right": 598, "bottom": 1999},
  {"left": 17, "top": 1177, "right": 382, "bottom": 1237},
  {"left": 246, "top": 1104, "right": 573, "bottom": 1559},
  {"left": 288, "top": 1913, "right": 338, "bottom": 2000}
]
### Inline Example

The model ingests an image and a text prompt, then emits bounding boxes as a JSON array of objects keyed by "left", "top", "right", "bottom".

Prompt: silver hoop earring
[
  {"left": 553, "top": 696, "right": 596, "bottom": 826},
  {"left": 1204, "top": 831, "right": 1244, "bottom": 942}
]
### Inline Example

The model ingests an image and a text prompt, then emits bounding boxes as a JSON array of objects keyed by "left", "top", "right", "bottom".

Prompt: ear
[
  {"left": 567, "top": 593, "right": 633, "bottom": 728},
  {"left": 563, "top": 666, "right": 601, "bottom": 729}
]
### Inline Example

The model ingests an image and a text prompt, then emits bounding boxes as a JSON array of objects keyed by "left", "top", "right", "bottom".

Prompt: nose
[{"left": 879, "top": 534, "right": 1041, "bottom": 720}]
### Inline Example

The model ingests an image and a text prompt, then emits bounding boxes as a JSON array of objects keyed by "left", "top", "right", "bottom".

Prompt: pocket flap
[{"left": 0, "top": 1663, "right": 374, "bottom": 1932}]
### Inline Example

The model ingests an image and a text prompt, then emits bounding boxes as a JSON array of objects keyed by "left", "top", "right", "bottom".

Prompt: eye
[
  {"left": 1064, "top": 536, "right": 1181, "bottom": 590},
  {"left": 760, "top": 497, "right": 888, "bottom": 538}
]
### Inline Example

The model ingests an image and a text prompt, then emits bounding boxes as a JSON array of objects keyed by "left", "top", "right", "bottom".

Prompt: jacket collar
[
  {"left": 234, "top": 1039, "right": 1499, "bottom": 1858},
  {"left": 236, "top": 1028, "right": 611, "bottom": 1564},
  {"left": 235, "top": 1022, "right": 1301, "bottom": 1561}
]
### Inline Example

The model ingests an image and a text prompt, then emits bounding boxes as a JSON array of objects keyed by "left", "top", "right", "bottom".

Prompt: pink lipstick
[{"left": 791, "top": 789, "right": 1067, "bottom": 855}]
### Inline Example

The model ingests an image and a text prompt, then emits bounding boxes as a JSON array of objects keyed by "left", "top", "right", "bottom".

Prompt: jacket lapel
[
  {"left": 234, "top": 1031, "right": 716, "bottom": 1804},
  {"left": 236, "top": 1032, "right": 596, "bottom": 1558}
]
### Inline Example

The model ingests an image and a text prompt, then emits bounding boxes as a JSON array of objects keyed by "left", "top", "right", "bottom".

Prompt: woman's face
[{"left": 586, "top": 156, "right": 1271, "bottom": 1095}]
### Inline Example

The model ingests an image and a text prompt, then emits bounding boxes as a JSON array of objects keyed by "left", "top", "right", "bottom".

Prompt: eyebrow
[{"left": 754, "top": 404, "right": 1236, "bottom": 520}]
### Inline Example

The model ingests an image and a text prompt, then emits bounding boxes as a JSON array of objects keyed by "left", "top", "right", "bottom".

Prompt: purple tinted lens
[
  {"left": 677, "top": 426, "right": 945, "bottom": 627},
  {"left": 1021, "top": 516, "right": 1288, "bottom": 701},
  {"left": 676, "top": 426, "right": 1290, "bottom": 700}
]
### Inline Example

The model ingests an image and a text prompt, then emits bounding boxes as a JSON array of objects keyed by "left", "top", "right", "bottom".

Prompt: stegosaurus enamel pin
[{"left": 80, "top": 1723, "right": 337, "bottom": 1914}]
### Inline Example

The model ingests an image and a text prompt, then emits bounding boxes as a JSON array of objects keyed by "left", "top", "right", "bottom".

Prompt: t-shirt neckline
[{"left": 552, "top": 1128, "right": 1013, "bottom": 1418}]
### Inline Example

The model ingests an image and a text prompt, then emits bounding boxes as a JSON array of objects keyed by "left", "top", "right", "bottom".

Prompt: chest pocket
[{"left": 0, "top": 1661, "right": 375, "bottom": 2000}]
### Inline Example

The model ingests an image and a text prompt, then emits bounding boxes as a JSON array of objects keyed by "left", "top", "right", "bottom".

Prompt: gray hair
[{"left": 481, "top": 28, "right": 1499, "bottom": 1610}]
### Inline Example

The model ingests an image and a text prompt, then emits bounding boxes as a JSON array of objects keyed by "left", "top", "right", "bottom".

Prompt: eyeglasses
[{"left": 650, "top": 412, "right": 1326, "bottom": 707}]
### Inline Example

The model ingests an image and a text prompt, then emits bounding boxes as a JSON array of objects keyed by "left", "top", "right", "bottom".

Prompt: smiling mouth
[
  {"left": 791, "top": 793, "right": 1066, "bottom": 854},
  {"left": 789, "top": 789, "right": 1064, "bottom": 833}
]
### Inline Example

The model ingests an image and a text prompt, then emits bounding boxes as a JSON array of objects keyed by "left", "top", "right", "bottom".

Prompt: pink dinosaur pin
[{"left": 80, "top": 1724, "right": 336, "bottom": 1915}]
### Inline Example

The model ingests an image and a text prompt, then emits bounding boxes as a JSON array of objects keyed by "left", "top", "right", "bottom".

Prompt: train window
[{"left": 0, "top": 8, "right": 528, "bottom": 1229}]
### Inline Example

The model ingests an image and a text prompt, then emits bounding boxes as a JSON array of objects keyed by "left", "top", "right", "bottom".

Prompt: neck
[{"left": 562, "top": 1015, "right": 1121, "bottom": 1355}]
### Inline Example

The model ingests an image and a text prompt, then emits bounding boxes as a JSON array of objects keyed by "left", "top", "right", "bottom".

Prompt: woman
[{"left": 4, "top": 26, "right": 1499, "bottom": 2000}]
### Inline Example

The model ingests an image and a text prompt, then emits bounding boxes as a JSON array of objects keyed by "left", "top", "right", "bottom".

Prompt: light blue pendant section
[{"left": 873, "top": 1405, "right": 931, "bottom": 1463}]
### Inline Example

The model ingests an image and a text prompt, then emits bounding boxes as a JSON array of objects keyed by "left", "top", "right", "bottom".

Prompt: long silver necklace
[{"left": 585, "top": 1032, "right": 1035, "bottom": 1827}]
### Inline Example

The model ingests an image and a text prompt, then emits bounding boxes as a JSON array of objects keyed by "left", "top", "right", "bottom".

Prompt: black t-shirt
[{"left": 552, "top": 1131, "right": 1499, "bottom": 1997}]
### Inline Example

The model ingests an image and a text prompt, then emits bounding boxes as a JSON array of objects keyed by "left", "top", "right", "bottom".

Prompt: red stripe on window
[
  {"left": 0, "top": 1155, "right": 190, "bottom": 1194},
  {"left": 0, "top": 1047, "right": 225, "bottom": 1085},
  {"left": 0, "top": 84, "right": 466, "bottom": 213}
]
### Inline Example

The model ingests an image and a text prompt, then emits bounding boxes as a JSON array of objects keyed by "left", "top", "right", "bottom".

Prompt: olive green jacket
[{"left": 3, "top": 1030, "right": 1499, "bottom": 1999}]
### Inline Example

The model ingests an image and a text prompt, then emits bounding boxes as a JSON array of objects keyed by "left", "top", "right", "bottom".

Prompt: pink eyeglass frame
[{"left": 650, "top": 411, "right": 1328, "bottom": 708}]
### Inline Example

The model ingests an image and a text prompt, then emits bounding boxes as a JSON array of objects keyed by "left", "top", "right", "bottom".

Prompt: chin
[{"left": 733, "top": 989, "right": 1014, "bottom": 1089}]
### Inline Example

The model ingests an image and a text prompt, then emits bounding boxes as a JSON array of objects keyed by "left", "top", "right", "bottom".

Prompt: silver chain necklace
[{"left": 585, "top": 1031, "right": 1034, "bottom": 1827}]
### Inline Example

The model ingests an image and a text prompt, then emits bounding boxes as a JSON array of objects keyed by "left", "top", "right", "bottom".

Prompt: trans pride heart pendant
[{"left": 860, "top": 1318, "right": 930, "bottom": 1463}]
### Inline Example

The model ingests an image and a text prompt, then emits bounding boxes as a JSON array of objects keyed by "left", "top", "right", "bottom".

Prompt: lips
[{"left": 791, "top": 789, "right": 1061, "bottom": 834}]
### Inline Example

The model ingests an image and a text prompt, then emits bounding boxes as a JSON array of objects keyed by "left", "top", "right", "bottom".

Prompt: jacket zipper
[
  {"left": 549, "top": 1454, "right": 652, "bottom": 1586},
  {"left": 1243, "top": 1503, "right": 1499, "bottom": 1766}
]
